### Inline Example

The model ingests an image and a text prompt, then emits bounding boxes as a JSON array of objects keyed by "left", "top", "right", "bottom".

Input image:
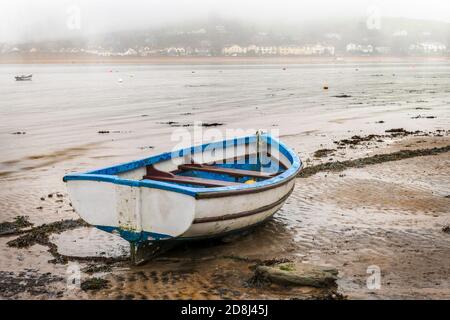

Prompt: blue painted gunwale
[{"left": 63, "top": 134, "right": 302, "bottom": 198}]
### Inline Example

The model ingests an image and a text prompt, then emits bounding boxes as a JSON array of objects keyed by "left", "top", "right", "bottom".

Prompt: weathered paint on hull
[
  {"left": 67, "top": 178, "right": 295, "bottom": 241},
  {"left": 64, "top": 134, "right": 302, "bottom": 250}
]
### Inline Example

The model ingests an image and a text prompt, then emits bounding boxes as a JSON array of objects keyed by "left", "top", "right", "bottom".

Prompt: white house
[
  {"left": 222, "top": 45, "right": 247, "bottom": 56},
  {"left": 259, "top": 46, "right": 278, "bottom": 55},
  {"left": 409, "top": 42, "right": 447, "bottom": 54},
  {"left": 278, "top": 46, "right": 302, "bottom": 55},
  {"left": 123, "top": 48, "right": 138, "bottom": 56},
  {"left": 166, "top": 47, "right": 186, "bottom": 56},
  {"left": 309, "top": 44, "right": 335, "bottom": 55},
  {"left": 278, "top": 44, "right": 335, "bottom": 56},
  {"left": 246, "top": 45, "right": 260, "bottom": 55},
  {"left": 346, "top": 43, "right": 374, "bottom": 54}
]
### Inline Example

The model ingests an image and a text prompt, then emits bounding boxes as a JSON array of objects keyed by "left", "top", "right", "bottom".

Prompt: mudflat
[{"left": 0, "top": 62, "right": 449, "bottom": 299}]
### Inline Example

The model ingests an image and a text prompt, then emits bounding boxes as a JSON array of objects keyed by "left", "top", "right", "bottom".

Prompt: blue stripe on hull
[
  {"left": 95, "top": 225, "right": 173, "bottom": 242},
  {"left": 63, "top": 134, "right": 302, "bottom": 198},
  {"left": 95, "top": 214, "right": 274, "bottom": 244}
]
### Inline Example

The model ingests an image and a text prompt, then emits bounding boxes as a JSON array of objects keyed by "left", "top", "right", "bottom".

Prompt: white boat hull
[
  {"left": 64, "top": 133, "right": 302, "bottom": 255},
  {"left": 66, "top": 177, "right": 295, "bottom": 240}
]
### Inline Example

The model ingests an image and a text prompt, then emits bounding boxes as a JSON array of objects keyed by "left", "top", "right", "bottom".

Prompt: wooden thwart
[
  {"left": 143, "top": 165, "right": 241, "bottom": 187},
  {"left": 178, "top": 163, "right": 276, "bottom": 179}
]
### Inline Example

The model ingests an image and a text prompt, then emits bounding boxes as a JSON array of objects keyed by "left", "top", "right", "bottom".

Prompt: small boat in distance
[
  {"left": 15, "top": 74, "right": 32, "bottom": 81},
  {"left": 63, "top": 133, "right": 302, "bottom": 264}
]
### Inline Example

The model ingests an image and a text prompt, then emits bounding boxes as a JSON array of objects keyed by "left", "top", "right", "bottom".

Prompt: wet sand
[{"left": 0, "top": 62, "right": 449, "bottom": 299}]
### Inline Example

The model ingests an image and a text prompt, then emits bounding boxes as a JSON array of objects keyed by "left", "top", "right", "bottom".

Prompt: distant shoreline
[{"left": 1, "top": 54, "right": 449, "bottom": 65}]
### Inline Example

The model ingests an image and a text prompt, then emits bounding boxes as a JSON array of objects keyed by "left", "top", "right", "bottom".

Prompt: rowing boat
[
  {"left": 63, "top": 133, "right": 302, "bottom": 263},
  {"left": 15, "top": 74, "right": 32, "bottom": 81}
]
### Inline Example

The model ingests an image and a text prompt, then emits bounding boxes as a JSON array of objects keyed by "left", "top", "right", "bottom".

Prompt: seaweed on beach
[
  {"left": 384, "top": 128, "right": 419, "bottom": 136},
  {"left": 159, "top": 121, "right": 224, "bottom": 127},
  {"left": 0, "top": 216, "right": 33, "bottom": 236},
  {"left": 333, "top": 134, "right": 382, "bottom": 146},
  {"left": 6, "top": 219, "right": 88, "bottom": 264},
  {"left": 7, "top": 219, "right": 88, "bottom": 248},
  {"left": 81, "top": 277, "right": 109, "bottom": 291},
  {"left": 82, "top": 263, "right": 114, "bottom": 274},
  {"left": 299, "top": 145, "right": 450, "bottom": 178},
  {"left": 411, "top": 115, "right": 436, "bottom": 119},
  {"left": 0, "top": 270, "right": 64, "bottom": 298},
  {"left": 442, "top": 225, "right": 450, "bottom": 234},
  {"left": 313, "top": 149, "right": 336, "bottom": 158},
  {"left": 332, "top": 128, "right": 427, "bottom": 148},
  {"left": 201, "top": 122, "right": 224, "bottom": 127},
  {"left": 332, "top": 94, "right": 352, "bottom": 98},
  {"left": 6, "top": 218, "right": 127, "bottom": 265}
]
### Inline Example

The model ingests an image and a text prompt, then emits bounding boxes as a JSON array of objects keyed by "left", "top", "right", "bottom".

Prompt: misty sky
[{"left": 1, "top": 0, "right": 449, "bottom": 43}]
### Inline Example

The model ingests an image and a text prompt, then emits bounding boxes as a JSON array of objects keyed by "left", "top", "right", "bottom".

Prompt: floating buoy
[{"left": 118, "top": 78, "right": 123, "bottom": 83}]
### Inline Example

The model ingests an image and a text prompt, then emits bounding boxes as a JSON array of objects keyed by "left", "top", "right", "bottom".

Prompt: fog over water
[{"left": 1, "top": 0, "right": 450, "bottom": 43}]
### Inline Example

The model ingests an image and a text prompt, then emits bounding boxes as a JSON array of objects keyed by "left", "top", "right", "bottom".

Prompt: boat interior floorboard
[
  {"left": 143, "top": 165, "right": 243, "bottom": 187},
  {"left": 177, "top": 164, "right": 276, "bottom": 179}
]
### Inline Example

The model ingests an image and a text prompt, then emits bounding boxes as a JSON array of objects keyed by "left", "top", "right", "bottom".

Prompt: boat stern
[{"left": 64, "top": 177, "right": 196, "bottom": 242}]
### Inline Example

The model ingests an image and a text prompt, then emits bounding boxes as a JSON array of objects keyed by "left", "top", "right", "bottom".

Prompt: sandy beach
[{"left": 0, "top": 62, "right": 449, "bottom": 299}]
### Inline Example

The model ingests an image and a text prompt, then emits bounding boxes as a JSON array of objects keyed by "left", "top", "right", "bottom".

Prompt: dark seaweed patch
[
  {"left": 313, "top": 149, "right": 336, "bottom": 158},
  {"left": 201, "top": 122, "right": 224, "bottom": 127},
  {"left": 442, "top": 225, "right": 450, "bottom": 234},
  {"left": 81, "top": 277, "right": 109, "bottom": 291},
  {"left": 82, "top": 264, "right": 113, "bottom": 274},
  {"left": 411, "top": 115, "right": 436, "bottom": 119},
  {"left": 0, "top": 270, "right": 64, "bottom": 298},
  {"left": 299, "top": 145, "right": 450, "bottom": 178},
  {"left": 7, "top": 219, "right": 87, "bottom": 249},
  {"left": 332, "top": 94, "right": 352, "bottom": 98},
  {"left": 333, "top": 134, "right": 381, "bottom": 146},
  {"left": 0, "top": 216, "right": 33, "bottom": 236}
]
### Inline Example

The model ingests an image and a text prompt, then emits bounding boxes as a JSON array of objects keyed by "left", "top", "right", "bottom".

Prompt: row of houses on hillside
[
  {"left": 2, "top": 42, "right": 448, "bottom": 57},
  {"left": 222, "top": 44, "right": 335, "bottom": 56},
  {"left": 346, "top": 42, "right": 447, "bottom": 55},
  {"left": 409, "top": 42, "right": 447, "bottom": 54},
  {"left": 85, "top": 46, "right": 212, "bottom": 57}
]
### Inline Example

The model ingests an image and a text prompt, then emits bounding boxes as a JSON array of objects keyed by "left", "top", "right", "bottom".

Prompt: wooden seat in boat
[
  {"left": 178, "top": 163, "right": 276, "bottom": 179},
  {"left": 143, "top": 165, "right": 241, "bottom": 187}
]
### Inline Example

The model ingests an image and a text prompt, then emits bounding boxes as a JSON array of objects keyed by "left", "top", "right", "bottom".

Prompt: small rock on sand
[
  {"left": 255, "top": 262, "right": 338, "bottom": 288},
  {"left": 81, "top": 277, "right": 109, "bottom": 291}
]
